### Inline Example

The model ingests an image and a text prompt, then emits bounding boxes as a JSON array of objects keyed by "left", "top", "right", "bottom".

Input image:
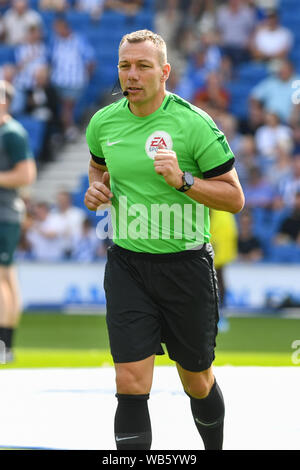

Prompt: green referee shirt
[{"left": 86, "top": 93, "right": 235, "bottom": 253}]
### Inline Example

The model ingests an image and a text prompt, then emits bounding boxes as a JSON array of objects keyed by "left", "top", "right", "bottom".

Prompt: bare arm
[
  {"left": 84, "top": 158, "right": 113, "bottom": 211},
  {"left": 154, "top": 148, "right": 245, "bottom": 214},
  {"left": 184, "top": 168, "right": 245, "bottom": 214},
  {"left": 0, "top": 158, "right": 37, "bottom": 188}
]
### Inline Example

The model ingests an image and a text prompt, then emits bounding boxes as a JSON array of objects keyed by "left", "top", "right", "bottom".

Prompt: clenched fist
[
  {"left": 154, "top": 145, "right": 183, "bottom": 189},
  {"left": 84, "top": 172, "right": 113, "bottom": 211}
]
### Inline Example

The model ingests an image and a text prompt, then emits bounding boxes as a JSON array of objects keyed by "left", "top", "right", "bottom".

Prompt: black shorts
[{"left": 104, "top": 243, "right": 219, "bottom": 372}]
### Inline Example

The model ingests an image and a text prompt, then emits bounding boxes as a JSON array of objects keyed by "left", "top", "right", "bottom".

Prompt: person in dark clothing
[
  {"left": 238, "top": 209, "right": 263, "bottom": 261},
  {"left": 275, "top": 192, "right": 300, "bottom": 245},
  {"left": 24, "top": 64, "right": 63, "bottom": 163}
]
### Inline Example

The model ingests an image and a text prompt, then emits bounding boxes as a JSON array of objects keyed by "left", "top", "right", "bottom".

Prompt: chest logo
[
  {"left": 107, "top": 139, "right": 122, "bottom": 146},
  {"left": 145, "top": 130, "right": 173, "bottom": 159}
]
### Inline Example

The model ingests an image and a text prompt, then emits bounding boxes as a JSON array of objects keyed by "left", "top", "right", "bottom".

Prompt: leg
[
  {"left": 0, "top": 265, "right": 22, "bottom": 327},
  {"left": 176, "top": 363, "right": 225, "bottom": 450},
  {"left": 113, "top": 355, "right": 155, "bottom": 450},
  {"left": 0, "top": 265, "right": 22, "bottom": 361},
  {"left": 0, "top": 266, "right": 12, "bottom": 327}
]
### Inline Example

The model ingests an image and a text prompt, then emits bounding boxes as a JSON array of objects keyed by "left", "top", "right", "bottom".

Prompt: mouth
[{"left": 127, "top": 87, "right": 143, "bottom": 93}]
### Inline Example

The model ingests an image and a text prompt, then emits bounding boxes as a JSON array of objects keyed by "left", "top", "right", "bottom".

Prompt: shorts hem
[
  {"left": 112, "top": 349, "right": 165, "bottom": 364},
  {"left": 169, "top": 354, "right": 215, "bottom": 373}
]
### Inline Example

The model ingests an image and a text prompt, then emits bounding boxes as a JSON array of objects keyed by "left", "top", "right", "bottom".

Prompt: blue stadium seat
[
  {"left": 226, "top": 81, "right": 252, "bottom": 118},
  {"left": 268, "top": 244, "right": 300, "bottom": 263},
  {"left": 0, "top": 45, "right": 15, "bottom": 65},
  {"left": 17, "top": 116, "right": 46, "bottom": 159},
  {"left": 237, "top": 62, "right": 269, "bottom": 85},
  {"left": 65, "top": 11, "right": 91, "bottom": 31}
]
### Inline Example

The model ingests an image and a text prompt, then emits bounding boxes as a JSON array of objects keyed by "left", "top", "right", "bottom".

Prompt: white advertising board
[{"left": 16, "top": 261, "right": 300, "bottom": 313}]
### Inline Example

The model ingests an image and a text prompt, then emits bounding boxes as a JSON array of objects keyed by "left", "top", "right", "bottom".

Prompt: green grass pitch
[{"left": 0, "top": 312, "right": 299, "bottom": 368}]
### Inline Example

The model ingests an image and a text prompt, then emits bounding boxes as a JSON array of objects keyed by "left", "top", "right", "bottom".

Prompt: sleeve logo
[{"left": 145, "top": 131, "right": 173, "bottom": 159}]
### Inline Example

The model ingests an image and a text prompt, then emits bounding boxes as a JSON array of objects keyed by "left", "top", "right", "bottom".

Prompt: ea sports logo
[{"left": 145, "top": 131, "right": 173, "bottom": 159}]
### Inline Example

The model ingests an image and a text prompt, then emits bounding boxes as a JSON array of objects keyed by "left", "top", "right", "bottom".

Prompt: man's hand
[
  {"left": 84, "top": 172, "right": 113, "bottom": 211},
  {"left": 154, "top": 145, "right": 183, "bottom": 189}
]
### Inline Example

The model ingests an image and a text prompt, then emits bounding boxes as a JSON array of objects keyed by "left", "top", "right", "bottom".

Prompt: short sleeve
[
  {"left": 3, "top": 130, "right": 33, "bottom": 164},
  {"left": 86, "top": 114, "right": 106, "bottom": 165},
  {"left": 193, "top": 119, "right": 235, "bottom": 178}
]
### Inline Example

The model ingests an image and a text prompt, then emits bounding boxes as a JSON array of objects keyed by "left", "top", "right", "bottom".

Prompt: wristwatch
[{"left": 176, "top": 171, "right": 194, "bottom": 192}]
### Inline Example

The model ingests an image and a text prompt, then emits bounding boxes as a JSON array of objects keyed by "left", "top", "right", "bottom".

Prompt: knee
[
  {"left": 184, "top": 375, "right": 214, "bottom": 400},
  {"left": 115, "top": 364, "right": 152, "bottom": 395}
]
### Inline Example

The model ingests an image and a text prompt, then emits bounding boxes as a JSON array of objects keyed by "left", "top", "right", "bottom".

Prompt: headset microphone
[{"left": 123, "top": 90, "right": 129, "bottom": 96}]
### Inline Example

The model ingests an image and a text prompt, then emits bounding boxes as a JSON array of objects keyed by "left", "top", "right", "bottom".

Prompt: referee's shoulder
[{"left": 167, "top": 93, "right": 216, "bottom": 128}]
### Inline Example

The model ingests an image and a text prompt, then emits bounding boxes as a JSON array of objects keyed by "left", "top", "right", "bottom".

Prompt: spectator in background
[
  {"left": 291, "top": 123, "right": 300, "bottom": 155},
  {"left": 243, "top": 165, "right": 275, "bottom": 208},
  {"left": 237, "top": 209, "right": 263, "bottom": 261},
  {"left": 52, "top": 190, "right": 86, "bottom": 256},
  {"left": 238, "top": 99, "right": 265, "bottom": 135},
  {"left": 234, "top": 134, "right": 261, "bottom": 188},
  {"left": 176, "top": 35, "right": 222, "bottom": 103},
  {"left": 154, "top": 0, "right": 185, "bottom": 73},
  {"left": 250, "top": 9, "right": 293, "bottom": 63},
  {"left": 49, "top": 15, "right": 96, "bottom": 142},
  {"left": 105, "top": 0, "right": 143, "bottom": 16},
  {"left": 26, "top": 201, "right": 67, "bottom": 261},
  {"left": 0, "top": 64, "right": 26, "bottom": 115},
  {"left": 24, "top": 65, "right": 63, "bottom": 163},
  {"left": 3, "top": 0, "right": 43, "bottom": 45},
  {"left": 250, "top": 59, "right": 299, "bottom": 124},
  {"left": 195, "top": 0, "right": 217, "bottom": 36},
  {"left": 254, "top": 111, "right": 293, "bottom": 160},
  {"left": 14, "top": 25, "right": 47, "bottom": 93},
  {"left": 274, "top": 191, "right": 300, "bottom": 245},
  {"left": 277, "top": 155, "right": 300, "bottom": 208},
  {"left": 193, "top": 70, "right": 230, "bottom": 121},
  {"left": 264, "top": 139, "right": 293, "bottom": 191},
  {"left": 216, "top": 0, "right": 257, "bottom": 66},
  {"left": 75, "top": 0, "right": 106, "bottom": 21},
  {"left": 217, "top": 113, "right": 243, "bottom": 156},
  {"left": 39, "top": 0, "right": 69, "bottom": 12},
  {"left": 70, "top": 216, "right": 107, "bottom": 261}
]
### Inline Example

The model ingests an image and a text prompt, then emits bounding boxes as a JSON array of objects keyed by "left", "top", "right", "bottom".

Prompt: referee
[{"left": 85, "top": 30, "right": 244, "bottom": 450}]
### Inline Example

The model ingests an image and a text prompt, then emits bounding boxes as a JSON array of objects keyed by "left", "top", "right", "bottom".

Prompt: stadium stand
[{"left": 2, "top": 0, "right": 299, "bottom": 263}]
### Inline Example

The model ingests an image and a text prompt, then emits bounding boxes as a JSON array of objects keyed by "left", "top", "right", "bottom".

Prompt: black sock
[
  {"left": 114, "top": 393, "right": 152, "bottom": 450},
  {"left": 188, "top": 380, "right": 225, "bottom": 450},
  {"left": 0, "top": 327, "right": 14, "bottom": 349}
]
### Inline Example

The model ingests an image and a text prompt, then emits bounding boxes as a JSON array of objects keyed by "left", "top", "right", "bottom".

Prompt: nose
[{"left": 127, "top": 65, "right": 139, "bottom": 81}]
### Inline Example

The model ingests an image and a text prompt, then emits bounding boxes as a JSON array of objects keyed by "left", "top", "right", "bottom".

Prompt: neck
[{"left": 129, "top": 90, "right": 167, "bottom": 117}]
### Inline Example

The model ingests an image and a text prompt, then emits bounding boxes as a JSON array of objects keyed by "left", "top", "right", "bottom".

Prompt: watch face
[{"left": 184, "top": 172, "right": 194, "bottom": 186}]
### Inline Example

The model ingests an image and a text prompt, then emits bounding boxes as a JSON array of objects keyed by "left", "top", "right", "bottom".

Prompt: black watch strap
[{"left": 177, "top": 172, "right": 194, "bottom": 192}]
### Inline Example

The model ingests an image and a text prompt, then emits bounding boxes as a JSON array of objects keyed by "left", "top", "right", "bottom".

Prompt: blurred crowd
[
  {"left": 2, "top": 0, "right": 299, "bottom": 262},
  {"left": 155, "top": 0, "right": 300, "bottom": 261},
  {"left": 16, "top": 189, "right": 112, "bottom": 261},
  {"left": 0, "top": 0, "right": 144, "bottom": 161}
]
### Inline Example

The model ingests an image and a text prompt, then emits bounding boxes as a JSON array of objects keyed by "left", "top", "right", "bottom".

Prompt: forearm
[
  {"left": 88, "top": 160, "right": 105, "bottom": 184},
  {"left": 0, "top": 166, "right": 36, "bottom": 188},
  {"left": 185, "top": 175, "right": 245, "bottom": 214}
]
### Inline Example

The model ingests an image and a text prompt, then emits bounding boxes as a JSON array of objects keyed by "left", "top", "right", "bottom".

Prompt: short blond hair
[{"left": 119, "top": 29, "right": 167, "bottom": 66}]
